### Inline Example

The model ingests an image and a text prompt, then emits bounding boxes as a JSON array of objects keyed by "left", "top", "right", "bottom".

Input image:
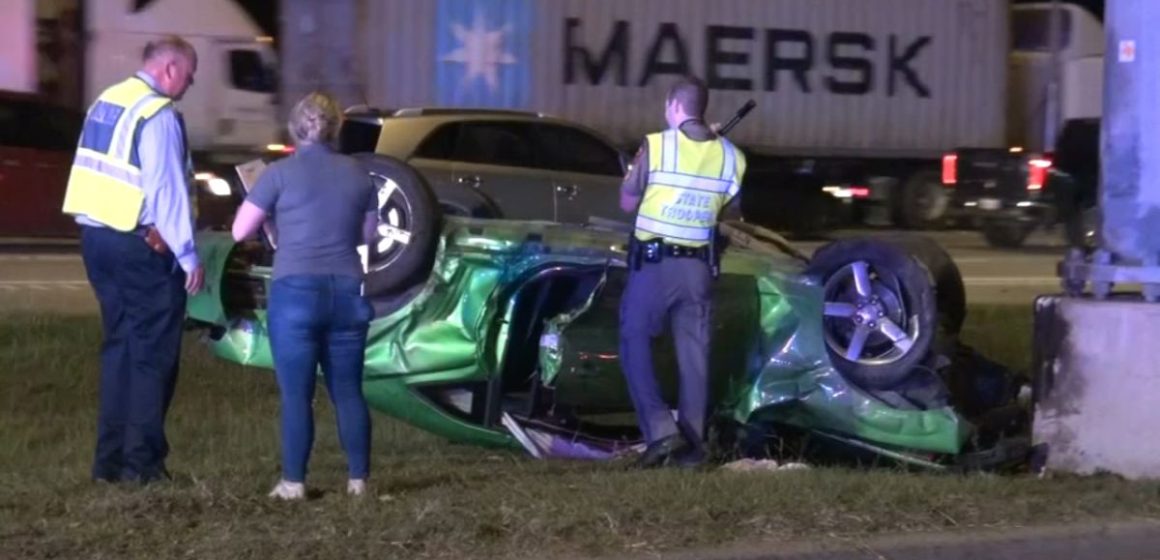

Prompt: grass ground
[{"left": 2, "top": 305, "right": 1158, "bottom": 560}]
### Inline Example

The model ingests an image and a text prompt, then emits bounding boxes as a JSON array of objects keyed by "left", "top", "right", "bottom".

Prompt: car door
[
  {"left": 405, "top": 122, "right": 470, "bottom": 215},
  {"left": 533, "top": 123, "right": 626, "bottom": 225},
  {"left": 448, "top": 120, "right": 557, "bottom": 221}
]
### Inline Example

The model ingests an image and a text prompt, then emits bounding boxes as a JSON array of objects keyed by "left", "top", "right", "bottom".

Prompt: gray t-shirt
[{"left": 245, "top": 143, "right": 377, "bottom": 279}]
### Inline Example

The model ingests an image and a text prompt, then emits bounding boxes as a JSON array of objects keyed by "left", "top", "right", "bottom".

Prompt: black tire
[
  {"left": 352, "top": 153, "right": 442, "bottom": 298},
  {"left": 981, "top": 219, "right": 1033, "bottom": 249},
  {"left": 807, "top": 238, "right": 943, "bottom": 390},
  {"left": 895, "top": 169, "right": 949, "bottom": 230},
  {"left": 872, "top": 233, "right": 967, "bottom": 338}
]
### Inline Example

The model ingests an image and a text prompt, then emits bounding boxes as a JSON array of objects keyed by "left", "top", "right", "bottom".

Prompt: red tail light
[
  {"left": 1027, "top": 155, "right": 1052, "bottom": 191},
  {"left": 942, "top": 154, "right": 957, "bottom": 185}
]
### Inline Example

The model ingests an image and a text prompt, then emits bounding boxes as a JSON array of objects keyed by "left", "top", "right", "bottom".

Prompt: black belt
[
  {"left": 81, "top": 223, "right": 154, "bottom": 236},
  {"left": 631, "top": 237, "right": 710, "bottom": 265}
]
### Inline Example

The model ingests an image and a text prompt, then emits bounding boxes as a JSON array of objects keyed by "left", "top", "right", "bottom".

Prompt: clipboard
[{"left": 234, "top": 158, "right": 278, "bottom": 250}]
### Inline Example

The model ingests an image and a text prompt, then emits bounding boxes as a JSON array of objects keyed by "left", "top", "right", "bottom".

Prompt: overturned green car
[{"left": 187, "top": 155, "right": 1027, "bottom": 470}]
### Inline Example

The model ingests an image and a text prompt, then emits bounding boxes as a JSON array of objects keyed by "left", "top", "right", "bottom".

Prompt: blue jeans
[{"left": 267, "top": 274, "right": 373, "bottom": 482}]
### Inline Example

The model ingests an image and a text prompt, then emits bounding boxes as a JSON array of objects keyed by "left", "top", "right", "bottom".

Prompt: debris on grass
[{"left": 721, "top": 459, "right": 812, "bottom": 473}]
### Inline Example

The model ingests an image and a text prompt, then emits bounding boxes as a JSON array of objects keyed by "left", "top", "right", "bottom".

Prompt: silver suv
[{"left": 338, "top": 107, "right": 631, "bottom": 224}]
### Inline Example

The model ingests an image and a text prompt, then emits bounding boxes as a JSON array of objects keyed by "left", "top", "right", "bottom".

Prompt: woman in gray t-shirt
[{"left": 231, "top": 91, "right": 378, "bottom": 500}]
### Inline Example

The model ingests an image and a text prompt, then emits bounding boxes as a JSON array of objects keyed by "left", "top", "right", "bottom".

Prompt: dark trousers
[
  {"left": 267, "top": 274, "right": 373, "bottom": 483},
  {"left": 80, "top": 225, "right": 187, "bottom": 483},
  {"left": 618, "top": 257, "right": 712, "bottom": 449}
]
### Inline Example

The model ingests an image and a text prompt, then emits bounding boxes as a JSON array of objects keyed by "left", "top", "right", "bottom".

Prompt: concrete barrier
[{"left": 1033, "top": 295, "right": 1160, "bottom": 479}]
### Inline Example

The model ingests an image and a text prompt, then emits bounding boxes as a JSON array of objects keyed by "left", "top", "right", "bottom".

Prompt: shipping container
[
  {"left": 356, "top": 0, "right": 1009, "bottom": 158},
  {"left": 305, "top": 0, "right": 1011, "bottom": 229}
]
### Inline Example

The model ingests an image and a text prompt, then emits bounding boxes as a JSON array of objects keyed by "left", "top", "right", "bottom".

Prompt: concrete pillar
[
  {"left": 1059, "top": 0, "right": 1160, "bottom": 299},
  {"left": 1033, "top": 296, "right": 1160, "bottom": 479},
  {"left": 1098, "top": 0, "right": 1160, "bottom": 261}
]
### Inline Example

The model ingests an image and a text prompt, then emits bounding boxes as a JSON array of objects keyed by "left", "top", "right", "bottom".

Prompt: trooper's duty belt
[{"left": 628, "top": 237, "right": 710, "bottom": 268}]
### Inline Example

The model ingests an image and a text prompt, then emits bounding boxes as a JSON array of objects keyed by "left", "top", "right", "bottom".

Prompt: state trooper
[
  {"left": 619, "top": 75, "right": 747, "bottom": 468},
  {"left": 62, "top": 35, "right": 204, "bottom": 484}
]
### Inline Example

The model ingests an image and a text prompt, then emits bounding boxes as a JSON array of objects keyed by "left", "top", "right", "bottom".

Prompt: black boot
[{"left": 634, "top": 434, "right": 689, "bottom": 468}]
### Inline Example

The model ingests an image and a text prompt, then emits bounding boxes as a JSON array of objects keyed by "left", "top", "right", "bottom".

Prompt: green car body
[{"left": 187, "top": 216, "right": 991, "bottom": 466}]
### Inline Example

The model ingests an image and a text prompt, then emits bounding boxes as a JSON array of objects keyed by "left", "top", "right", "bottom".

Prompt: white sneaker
[
  {"left": 347, "top": 479, "right": 367, "bottom": 497},
  {"left": 267, "top": 480, "right": 305, "bottom": 500}
]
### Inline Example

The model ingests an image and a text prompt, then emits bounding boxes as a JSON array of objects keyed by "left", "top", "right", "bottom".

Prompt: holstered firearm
[
  {"left": 627, "top": 236, "right": 643, "bottom": 271},
  {"left": 708, "top": 228, "right": 721, "bottom": 279},
  {"left": 143, "top": 226, "right": 170, "bottom": 255}
]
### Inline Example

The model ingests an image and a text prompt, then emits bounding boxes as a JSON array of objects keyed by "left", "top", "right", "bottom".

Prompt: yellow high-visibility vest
[
  {"left": 61, "top": 76, "right": 174, "bottom": 231},
  {"left": 634, "top": 127, "right": 747, "bottom": 247}
]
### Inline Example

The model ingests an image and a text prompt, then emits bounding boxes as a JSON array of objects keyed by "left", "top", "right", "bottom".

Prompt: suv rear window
[
  {"left": 535, "top": 124, "right": 623, "bottom": 176},
  {"left": 413, "top": 123, "right": 459, "bottom": 160},
  {"left": 337, "top": 118, "right": 383, "bottom": 154},
  {"left": 433, "top": 121, "right": 537, "bottom": 168}
]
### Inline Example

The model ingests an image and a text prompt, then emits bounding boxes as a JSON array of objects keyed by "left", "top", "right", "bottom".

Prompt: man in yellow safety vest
[
  {"left": 62, "top": 35, "right": 204, "bottom": 484},
  {"left": 618, "top": 75, "right": 747, "bottom": 469}
]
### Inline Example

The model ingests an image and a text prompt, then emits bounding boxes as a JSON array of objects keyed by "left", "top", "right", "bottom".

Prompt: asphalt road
[{"left": 0, "top": 228, "right": 1072, "bottom": 315}]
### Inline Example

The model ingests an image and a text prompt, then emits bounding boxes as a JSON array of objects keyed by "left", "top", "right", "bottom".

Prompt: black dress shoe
[
  {"left": 635, "top": 434, "right": 690, "bottom": 468},
  {"left": 672, "top": 446, "right": 708, "bottom": 469}
]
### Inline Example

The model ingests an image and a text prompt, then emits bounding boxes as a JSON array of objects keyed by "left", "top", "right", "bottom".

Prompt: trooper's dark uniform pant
[
  {"left": 619, "top": 255, "right": 712, "bottom": 449},
  {"left": 80, "top": 225, "right": 187, "bottom": 483}
]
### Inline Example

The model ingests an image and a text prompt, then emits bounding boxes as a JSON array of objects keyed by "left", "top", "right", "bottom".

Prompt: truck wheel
[
  {"left": 352, "top": 153, "right": 442, "bottom": 298},
  {"left": 981, "top": 219, "right": 1033, "bottom": 249},
  {"left": 808, "top": 238, "right": 945, "bottom": 390},
  {"left": 896, "top": 169, "right": 949, "bottom": 230}
]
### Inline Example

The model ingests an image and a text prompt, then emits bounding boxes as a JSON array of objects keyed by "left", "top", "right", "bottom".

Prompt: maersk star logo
[
  {"left": 436, "top": 0, "right": 531, "bottom": 108},
  {"left": 441, "top": 8, "right": 517, "bottom": 93}
]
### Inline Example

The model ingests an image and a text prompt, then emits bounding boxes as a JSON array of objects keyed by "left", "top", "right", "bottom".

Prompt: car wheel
[
  {"left": 981, "top": 219, "right": 1033, "bottom": 249},
  {"left": 871, "top": 233, "right": 966, "bottom": 338},
  {"left": 895, "top": 169, "right": 949, "bottom": 230},
  {"left": 352, "top": 153, "right": 442, "bottom": 297},
  {"left": 807, "top": 238, "right": 943, "bottom": 390}
]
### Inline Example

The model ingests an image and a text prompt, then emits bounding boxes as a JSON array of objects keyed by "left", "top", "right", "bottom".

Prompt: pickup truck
[{"left": 943, "top": 118, "right": 1099, "bottom": 249}]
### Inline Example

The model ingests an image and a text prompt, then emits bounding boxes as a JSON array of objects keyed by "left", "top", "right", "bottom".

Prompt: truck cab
[
  {"left": 84, "top": 0, "right": 281, "bottom": 152},
  {"left": 943, "top": 1, "right": 1103, "bottom": 247},
  {"left": 84, "top": 0, "right": 285, "bottom": 231}
]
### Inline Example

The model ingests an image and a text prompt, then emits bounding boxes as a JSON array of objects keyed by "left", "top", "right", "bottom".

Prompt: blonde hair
[{"left": 288, "top": 91, "right": 342, "bottom": 145}]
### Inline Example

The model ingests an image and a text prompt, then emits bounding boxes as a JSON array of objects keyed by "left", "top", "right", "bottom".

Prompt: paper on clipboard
[{"left": 234, "top": 158, "right": 278, "bottom": 249}]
